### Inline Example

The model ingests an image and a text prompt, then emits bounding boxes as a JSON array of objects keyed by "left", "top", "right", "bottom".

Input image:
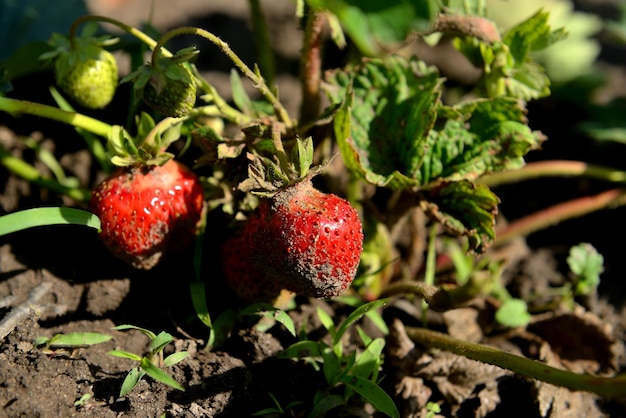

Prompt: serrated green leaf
[
  {"left": 424, "top": 181, "right": 499, "bottom": 252},
  {"left": 307, "top": 0, "right": 439, "bottom": 56},
  {"left": 0, "top": 207, "right": 101, "bottom": 236},
  {"left": 328, "top": 56, "right": 442, "bottom": 189},
  {"left": 567, "top": 243, "right": 603, "bottom": 296}
]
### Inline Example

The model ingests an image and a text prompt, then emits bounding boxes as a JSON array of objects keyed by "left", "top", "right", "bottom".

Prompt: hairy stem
[
  {"left": 495, "top": 188, "right": 626, "bottom": 244},
  {"left": 0, "top": 97, "right": 113, "bottom": 138},
  {"left": 479, "top": 160, "right": 626, "bottom": 188},
  {"left": 299, "top": 10, "right": 325, "bottom": 126},
  {"left": 68, "top": 15, "right": 170, "bottom": 56},
  {"left": 405, "top": 326, "right": 626, "bottom": 398},
  {"left": 152, "top": 26, "right": 293, "bottom": 129},
  {"left": 0, "top": 146, "right": 91, "bottom": 202}
]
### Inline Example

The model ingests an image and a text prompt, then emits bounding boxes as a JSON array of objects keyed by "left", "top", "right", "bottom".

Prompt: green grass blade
[
  {"left": 0, "top": 207, "right": 101, "bottom": 236},
  {"left": 140, "top": 357, "right": 184, "bottom": 391},
  {"left": 339, "top": 374, "right": 399, "bottom": 418}
]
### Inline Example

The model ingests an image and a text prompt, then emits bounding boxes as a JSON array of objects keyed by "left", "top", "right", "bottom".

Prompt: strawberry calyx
[
  {"left": 238, "top": 135, "right": 319, "bottom": 196},
  {"left": 122, "top": 47, "right": 199, "bottom": 118},
  {"left": 106, "top": 112, "right": 183, "bottom": 168}
]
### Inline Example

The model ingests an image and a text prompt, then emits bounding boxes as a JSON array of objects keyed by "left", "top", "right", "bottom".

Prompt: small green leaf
[
  {"left": 190, "top": 281, "right": 212, "bottom": 328},
  {"left": 45, "top": 332, "right": 112, "bottom": 347},
  {"left": 307, "top": 0, "right": 439, "bottom": 56},
  {"left": 567, "top": 243, "right": 603, "bottom": 296},
  {"left": 140, "top": 357, "right": 184, "bottom": 391},
  {"left": 240, "top": 303, "right": 296, "bottom": 336},
  {"left": 495, "top": 298, "right": 531, "bottom": 328},
  {"left": 316, "top": 307, "right": 336, "bottom": 337},
  {"left": 333, "top": 299, "right": 388, "bottom": 347},
  {"left": 119, "top": 367, "right": 145, "bottom": 397},
  {"left": 278, "top": 340, "right": 322, "bottom": 359},
  {"left": 339, "top": 374, "right": 400, "bottom": 418},
  {"left": 107, "top": 350, "right": 143, "bottom": 362},
  {"left": 163, "top": 351, "right": 188, "bottom": 367},
  {"left": 150, "top": 331, "right": 174, "bottom": 354},
  {"left": 207, "top": 309, "right": 236, "bottom": 351},
  {"left": 0, "top": 207, "right": 101, "bottom": 237},
  {"left": 111, "top": 324, "right": 157, "bottom": 341}
]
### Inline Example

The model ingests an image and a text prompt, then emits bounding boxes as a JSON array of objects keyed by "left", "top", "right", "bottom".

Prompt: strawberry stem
[
  {"left": 248, "top": 0, "right": 276, "bottom": 86},
  {"left": 0, "top": 145, "right": 91, "bottom": 202},
  {"left": 0, "top": 97, "right": 113, "bottom": 138},
  {"left": 404, "top": 326, "right": 626, "bottom": 398},
  {"left": 68, "top": 15, "right": 172, "bottom": 57},
  {"left": 299, "top": 9, "right": 325, "bottom": 126},
  {"left": 479, "top": 160, "right": 626, "bottom": 187},
  {"left": 494, "top": 188, "right": 626, "bottom": 245},
  {"left": 151, "top": 26, "right": 294, "bottom": 130}
]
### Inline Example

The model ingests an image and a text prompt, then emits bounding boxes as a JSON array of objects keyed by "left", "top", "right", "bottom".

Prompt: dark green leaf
[
  {"left": 307, "top": 0, "right": 439, "bottom": 56},
  {"left": 278, "top": 340, "right": 322, "bottom": 359},
  {"left": 339, "top": 374, "right": 400, "bottom": 418},
  {"left": 423, "top": 181, "right": 499, "bottom": 252}
]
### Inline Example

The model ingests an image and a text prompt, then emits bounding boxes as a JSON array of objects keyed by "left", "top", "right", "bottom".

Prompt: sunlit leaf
[{"left": 0, "top": 207, "right": 101, "bottom": 236}]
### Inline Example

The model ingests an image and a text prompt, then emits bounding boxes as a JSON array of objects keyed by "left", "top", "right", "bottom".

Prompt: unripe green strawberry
[
  {"left": 90, "top": 159, "right": 203, "bottom": 269},
  {"left": 123, "top": 47, "right": 198, "bottom": 118},
  {"left": 54, "top": 45, "right": 118, "bottom": 109},
  {"left": 141, "top": 64, "right": 196, "bottom": 117},
  {"left": 250, "top": 179, "right": 364, "bottom": 299}
]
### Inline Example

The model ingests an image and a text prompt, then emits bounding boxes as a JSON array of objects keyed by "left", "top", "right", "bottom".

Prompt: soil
[{"left": 2, "top": 1, "right": 626, "bottom": 417}]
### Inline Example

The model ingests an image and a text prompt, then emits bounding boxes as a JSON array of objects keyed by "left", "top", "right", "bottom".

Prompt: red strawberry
[
  {"left": 91, "top": 159, "right": 203, "bottom": 270},
  {"left": 250, "top": 179, "right": 364, "bottom": 299},
  {"left": 221, "top": 221, "right": 284, "bottom": 303}
]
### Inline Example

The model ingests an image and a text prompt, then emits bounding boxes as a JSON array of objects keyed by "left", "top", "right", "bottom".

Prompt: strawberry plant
[{"left": 1, "top": 0, "right": 626, "bottom": 415}]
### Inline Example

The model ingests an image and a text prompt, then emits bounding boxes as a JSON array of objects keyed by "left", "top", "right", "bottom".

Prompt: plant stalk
[
  {"left": 0, "top": 146, "right": 91, "bottom": 202},
  {"left": 479, "top": 160, "right": 626, "bottom": 188},
  {"left": 405, "top": 326, "right": 626, "bottom": 399},
  {"left": 299, "top": 9, "right": 325, "bottom": 126},
  {"left": 495, "top": 188, "right": 626, "bottom": 244},
  {"left": 0, "top": 97, "right": 113, "bottom": 138},
  {"left": 248, "top": 0, "right": 276, "bottom": 86}
]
